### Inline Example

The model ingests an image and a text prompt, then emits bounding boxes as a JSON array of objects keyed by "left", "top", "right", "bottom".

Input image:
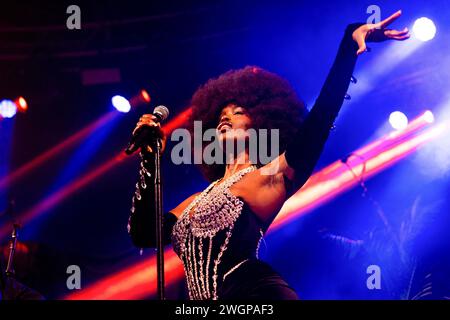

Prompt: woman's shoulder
[{"left": 170, "top": 192, "right": 201, "bottom": 219}]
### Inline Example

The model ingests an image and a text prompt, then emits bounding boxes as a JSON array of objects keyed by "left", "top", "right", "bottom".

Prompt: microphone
[{"left": 125, "top": 105, "right": 169, "bottom": 155}]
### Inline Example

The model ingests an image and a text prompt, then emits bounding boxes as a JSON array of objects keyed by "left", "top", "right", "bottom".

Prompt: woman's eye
[{"left": 234, "top": 111, "right": 244, "bottom": 115}]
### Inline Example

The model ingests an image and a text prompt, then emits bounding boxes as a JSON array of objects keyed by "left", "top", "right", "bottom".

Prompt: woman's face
[{"left": 216, "top": 103, "right": 252, "bottom": 142}]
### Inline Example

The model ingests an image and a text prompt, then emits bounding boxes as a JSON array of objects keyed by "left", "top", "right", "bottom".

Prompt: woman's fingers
[
  {"left": 354, "top": 33, "right": 367, "bottom": 55},
  {"left": 133, "top": 113, "right": 164, "bottom": 138},
  {"left": 140, "top": 114, "right": 157, "bottom": 119},
  {"left": 377, "top": 10, "right": 402, "bottom": 29},
  {"left": 133, "top": 123, "right": 158, "bottom": 135},
  {"left": 136, "top": 114, "right": 160, "bottom": 127},
  {"left": 356, "top": 44, "right": 367, "bottom": 55},
  {"left": 133, "top": 122, "right": 158, "bottom": 135},
  {"left": 351, "top": 25, "right": 369, "bottom": 55},
  {"left": 137, "top": 120, "right": 159, "bottom": 127},
  {"left": 139, "top": 114, "right": 158, "bottom": 123},
  {"left": 385, "top": 28, "right": 409, "bottom": 36},
  {"left": 390, "top": 34, "right": 411, "bottom": 41},
  {"left": 385, "top": 28, "right": 410, "bottom": 40}
]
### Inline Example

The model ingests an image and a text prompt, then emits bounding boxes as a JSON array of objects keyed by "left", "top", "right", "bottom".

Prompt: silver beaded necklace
[{"left": 171, "top": 165, "right": 257, "bottom": 300}]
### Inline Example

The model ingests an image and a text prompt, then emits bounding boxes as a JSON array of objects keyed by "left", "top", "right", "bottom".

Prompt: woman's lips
[{"left": 217, "top": 122, "right": 232, "bottom": 132}]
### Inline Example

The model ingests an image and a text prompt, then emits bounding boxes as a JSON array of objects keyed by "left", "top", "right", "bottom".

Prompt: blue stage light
[
  {"left": 111, "top": 95, "right": 131, "bottom": 113},
  {"left": 0, "top": 100, "right": 17, "bottom": 118},
  {"left": 413, "top": 17, "right": 436, "bottom": 42}
]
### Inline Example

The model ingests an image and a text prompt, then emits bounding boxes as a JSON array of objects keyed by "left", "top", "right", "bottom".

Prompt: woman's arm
[
  {"left": 282, "top": 23, "right": 361, "bottom": 191},
  {"left": 127, "top": 152, "right": 178, "bottom": 248},
  {"left": 127, "top": 152, "right": 200, "bottom": 248},
  {"left": 281, "top": 11, "right": 409, "bottom": 193}
]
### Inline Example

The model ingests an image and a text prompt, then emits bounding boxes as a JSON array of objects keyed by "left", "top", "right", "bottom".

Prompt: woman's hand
[
  {"left": 352, "top": 10, "right": 410, "bottom": 55},
  {"left": 133, "top": 114, "right": 167, "bottom": 153}
]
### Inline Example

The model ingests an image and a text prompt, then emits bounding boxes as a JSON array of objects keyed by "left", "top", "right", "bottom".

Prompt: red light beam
[
  {"left": 0, "top": 111, "right": 119, "bottom": 191},
  {"left": 0, "top": 108, "right": 193, "bottom": 240}
]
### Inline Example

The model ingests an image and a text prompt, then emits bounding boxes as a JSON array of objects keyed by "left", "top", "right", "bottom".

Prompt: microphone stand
[
  {"left": 5, "top": 223, "right": 19, "bottom": 277},
  {"left": 2, "top": 201, "right": 18, "bottom": 278},
  {"left": 1, "top": 202, "right": 19, "bottom": 300},
  {"left": 127, "top": 113, "right": 168, "bottom": 300},
  {"left": 153, "top": 137, "right": 165, "bottom": 300}
]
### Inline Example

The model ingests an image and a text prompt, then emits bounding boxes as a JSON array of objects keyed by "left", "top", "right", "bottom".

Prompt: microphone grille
[{"left": 153, "top": 105, "right": 169, "bottom": 121}]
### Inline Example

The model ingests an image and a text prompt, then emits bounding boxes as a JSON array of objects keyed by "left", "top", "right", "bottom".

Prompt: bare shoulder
[{"left": 170, "top": 192, "right": 201, "bottom": 219}]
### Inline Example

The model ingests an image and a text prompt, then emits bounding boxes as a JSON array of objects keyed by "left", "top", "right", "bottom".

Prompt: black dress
[
  {"left": 215, "top": 202, "right": 298, "bottom": 300},
  {"left": 128, "top": 23, "right": 361, "bottom": 300}
]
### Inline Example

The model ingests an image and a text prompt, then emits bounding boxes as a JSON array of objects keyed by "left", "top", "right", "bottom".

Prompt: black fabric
[
  {"left": 216, "top": 201, "right": 266, "bottom": 276},
  {"left": 128, "top": 152, "right": 178, "bottom": 248},
  {"left": 218, "top": 259, "right": 298, "bottom": 300},
  {"left": 284, "top": 23, "right": 362, "bottom": 191},
  {"left": 128, "top": 203, "right": 176, "bottom": 249},
  {"left": 215, "top": 203, "right": 297, "bottom": 300}
]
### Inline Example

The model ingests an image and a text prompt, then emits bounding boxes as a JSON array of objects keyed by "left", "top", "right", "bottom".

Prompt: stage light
[
  {"left": 0, "top": 100, "right": 17, "bottom": 119},
  {"left": 140, "top": 90, "right": 151, "bottom": 103},
  {"left": 112, "top": 95, "right": 131, "bottom": 113},
  {"left": 15, "top": 97, "right": 28, "bottom": 112},
  {"left": 423, "top": 110, "right": 434, "bottom": 124},
  {"left": 129, "top": 89, "right": 152, "bottom": 108},
  {"left": 112, "top": 90, "right": 150, "bottom": 112},
  {"left": 413, "top": 17, "right": 436, "bottom": 42},
  {"left": 389, "top": 111, "right": 408, "bottom": 130}
]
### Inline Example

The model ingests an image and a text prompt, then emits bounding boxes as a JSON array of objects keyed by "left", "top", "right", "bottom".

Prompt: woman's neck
[{"left": 222, "top": 151, "right": 253, "bottom": 180}]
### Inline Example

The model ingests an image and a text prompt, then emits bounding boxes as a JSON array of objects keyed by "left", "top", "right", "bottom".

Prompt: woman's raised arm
[{"left": 282, "top": 11, "right": 409, "bottom": 192}]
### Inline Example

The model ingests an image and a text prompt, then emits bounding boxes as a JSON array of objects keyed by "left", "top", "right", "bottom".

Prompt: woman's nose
[{"left": 220, "top": 114, "right": 231, "bottom": 122}]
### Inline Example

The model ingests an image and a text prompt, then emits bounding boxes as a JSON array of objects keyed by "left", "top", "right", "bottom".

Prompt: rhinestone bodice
[{"left": 171, "top": 165, "right": 265, "bottom": 300}]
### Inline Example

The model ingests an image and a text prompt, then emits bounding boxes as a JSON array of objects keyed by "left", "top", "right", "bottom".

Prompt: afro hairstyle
[{"left": 188, "top": 66, "right": 308, "bottom": 182}]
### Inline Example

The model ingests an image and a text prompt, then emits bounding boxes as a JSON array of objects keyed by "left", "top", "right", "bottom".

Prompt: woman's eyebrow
[
  {"left": 219, "top": 105, "right": 244, "bottom": 118},
  {"left": 219, "top": 107, "right": 232, "bottom": 117}
]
